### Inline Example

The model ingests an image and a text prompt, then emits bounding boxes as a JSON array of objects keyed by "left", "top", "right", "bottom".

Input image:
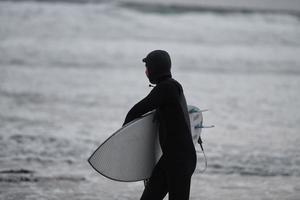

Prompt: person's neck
[{"left": 156, "top": 74, "right": 172, "bottom": 84}]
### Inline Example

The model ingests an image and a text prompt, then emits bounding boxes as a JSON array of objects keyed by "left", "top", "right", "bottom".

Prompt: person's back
[
  {"left": 123, "top": 50, "right": 196, "bottom": 200},
  {"left": 154, "top": 78, "right": 196, "bottom": 167}
]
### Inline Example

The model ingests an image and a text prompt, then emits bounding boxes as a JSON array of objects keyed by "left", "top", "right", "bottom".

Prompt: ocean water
[{"left": 1, "top": 1, "right": 300, "bottom": 199}]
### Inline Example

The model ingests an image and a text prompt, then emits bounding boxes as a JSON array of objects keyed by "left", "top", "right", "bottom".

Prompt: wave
[
  {"left": 195, "top": 152, "right": 300, "bottom": 177},
  {"left": 0, "top": 169, "right": 85, "bottom": 183},
  {"left": 118, "top": 1, "right": 300, "bottom": 17},
  {"left": 0, "top": 169, "right": 35, "bottom": 174},
  {"left": 1, "top": 0, "right": 300, "bottom": 16},
  {"left": 194, "top": 163, "right": 300, "bottom": 177},
  {"left": 206, "top": 163, "right": 298, "bottom": 177},
  {"left": 0, "top": 0, "right": 109, "bottom": 3}
]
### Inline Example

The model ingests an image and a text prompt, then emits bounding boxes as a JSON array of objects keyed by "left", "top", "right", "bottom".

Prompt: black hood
[{"left": 143, "top": 50, "right": 172, "bottom": 84}]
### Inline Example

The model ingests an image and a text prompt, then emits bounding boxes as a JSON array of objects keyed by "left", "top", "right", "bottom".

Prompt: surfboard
[{"left": 88, "top": 105, "right": 203, "bottom": 182}]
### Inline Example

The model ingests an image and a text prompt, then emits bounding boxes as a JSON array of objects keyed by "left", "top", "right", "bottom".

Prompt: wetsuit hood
[{"left": 143, "top": 50, "right": 172, "bottom": 84}]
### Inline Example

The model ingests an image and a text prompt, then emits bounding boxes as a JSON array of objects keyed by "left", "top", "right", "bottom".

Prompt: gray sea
[{"left": 1, "top": 0, "right": 300, "bottom": 199}]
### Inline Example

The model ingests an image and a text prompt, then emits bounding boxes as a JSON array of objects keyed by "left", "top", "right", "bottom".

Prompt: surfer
[{"left": 123, "top": 50, "right": 197, "bottom": 200}]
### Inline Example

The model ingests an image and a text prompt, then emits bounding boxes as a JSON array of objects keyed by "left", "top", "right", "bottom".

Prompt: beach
[{"left": 1, "top": 1, "right": 300, "bottom": 199}]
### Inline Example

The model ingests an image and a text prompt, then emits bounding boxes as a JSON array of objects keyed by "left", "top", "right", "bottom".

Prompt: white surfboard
[{"left": 88, "top": 105, "right": 203, "bottom": 182}]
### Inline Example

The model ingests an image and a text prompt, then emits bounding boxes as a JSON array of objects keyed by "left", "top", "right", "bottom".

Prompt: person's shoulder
[
  {"left": 170, "top": 78, "right": 182, "bottom": 86},
  {"left": 166, "top": 78, "right": 182, "bottom": 89},
  {"left": 158, "top": 78, "right": 182, "bottom": 94}
]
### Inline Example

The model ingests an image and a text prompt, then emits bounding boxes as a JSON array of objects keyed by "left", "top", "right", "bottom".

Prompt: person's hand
[{"left": 143, "top": 179, "right": 150, "bottom": 187}]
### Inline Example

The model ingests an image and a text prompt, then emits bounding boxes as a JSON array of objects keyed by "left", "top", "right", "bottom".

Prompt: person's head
[{"left": 143, "top": 50, "right": 172, "bottom": 84}]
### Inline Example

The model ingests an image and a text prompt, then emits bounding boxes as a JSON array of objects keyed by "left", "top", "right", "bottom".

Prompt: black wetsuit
[{"left": 123, "top": 77, "right": 197, "bottom": 200}]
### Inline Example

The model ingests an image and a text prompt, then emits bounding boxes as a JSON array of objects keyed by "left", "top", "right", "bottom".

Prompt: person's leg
[
  {"left": 167, "top": 170, "right": 193, "bottom": 200},
  {"left": 140, "top": 160, "right": 168, "bottom": 200}
]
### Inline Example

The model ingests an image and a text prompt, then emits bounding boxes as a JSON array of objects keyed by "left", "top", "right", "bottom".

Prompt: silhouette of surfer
[{"left": 123, "top": 50, "right": 196, "bottom": 200}]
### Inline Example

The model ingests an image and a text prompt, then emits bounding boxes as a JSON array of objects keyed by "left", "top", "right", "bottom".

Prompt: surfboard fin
[
  {"left": 195, "top": 124, "right": 215, "bottom": 129},
  {"left": 200, "top": 109, "right": 209, "bottom": 112},
  {"left": 189, "top": 107, "right": 201, "bottom": 113}
]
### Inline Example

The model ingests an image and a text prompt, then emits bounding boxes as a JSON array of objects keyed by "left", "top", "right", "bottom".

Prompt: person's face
[{"left": 145, "top": 66, "right": 149, "bottom": 78}]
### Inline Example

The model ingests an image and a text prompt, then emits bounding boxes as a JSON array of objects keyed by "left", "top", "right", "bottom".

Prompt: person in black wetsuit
[{"left": 123, "top": 50, "right": 197, "bottom": 200}]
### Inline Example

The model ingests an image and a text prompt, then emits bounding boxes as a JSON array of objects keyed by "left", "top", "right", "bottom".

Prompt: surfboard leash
[{"left": 197, "top": 137, "right": 207, "bottom": 173}]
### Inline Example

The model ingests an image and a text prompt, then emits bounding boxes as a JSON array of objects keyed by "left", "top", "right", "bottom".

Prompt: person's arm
[{"left": 123, "top": 84, "right": 170, "bottom": 126}]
